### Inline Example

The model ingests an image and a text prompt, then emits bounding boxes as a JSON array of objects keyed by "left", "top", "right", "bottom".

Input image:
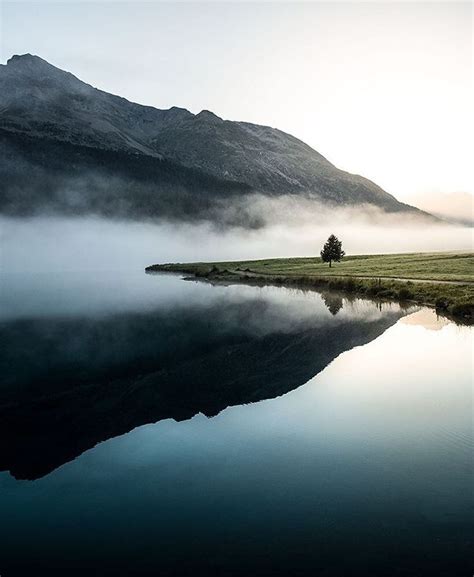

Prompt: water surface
[{"left": 0, "top": 267, "right": 472, "bottom": 576}]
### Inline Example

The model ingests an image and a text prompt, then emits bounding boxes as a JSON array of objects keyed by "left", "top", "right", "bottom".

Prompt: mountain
[{"left": 0, "top": 54, "right": 427, "bottom": 223}]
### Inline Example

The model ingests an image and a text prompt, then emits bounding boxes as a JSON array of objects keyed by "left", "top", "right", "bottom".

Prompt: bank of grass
[{"left": 146, "top": 252, "right": 474, "bottom": 322}]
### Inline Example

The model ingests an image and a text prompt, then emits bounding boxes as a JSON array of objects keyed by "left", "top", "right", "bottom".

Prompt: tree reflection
[{"left": 322, "top": 292, "right": 344, "bottom": 316}]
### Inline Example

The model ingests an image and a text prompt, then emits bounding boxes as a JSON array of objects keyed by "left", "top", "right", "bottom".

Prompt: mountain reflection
[{"left": 0, "top": 289, "right": 404, "bottom": 480}]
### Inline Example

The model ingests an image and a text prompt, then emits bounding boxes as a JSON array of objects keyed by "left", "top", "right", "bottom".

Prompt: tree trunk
[{"left": 329, "top": 261, "right": 332, "bottom": 268}]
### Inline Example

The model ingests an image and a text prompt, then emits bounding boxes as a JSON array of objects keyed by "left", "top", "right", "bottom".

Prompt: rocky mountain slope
[{"left": 0, "top": 54, "right": 426, "bottom": 222}]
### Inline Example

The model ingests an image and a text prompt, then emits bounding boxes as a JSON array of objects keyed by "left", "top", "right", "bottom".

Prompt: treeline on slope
[{"left": 0, "top": 128, "right": 255, "bottom": 222}]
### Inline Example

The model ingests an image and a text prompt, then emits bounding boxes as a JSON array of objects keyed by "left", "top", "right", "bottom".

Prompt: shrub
[
  {"left": 344, "top": 278, "right": 357, "bottom": 292},
  {"left": 366, "top": 284, "right": 381, "bottom": 296},
  {"left": 378, "top": 289, "right": 395, "bottom": 298},
  {"left": 398, "top": 287, "right": 414, "bottom": 300},
  {"left": 450, "top": 302, "right": 473, "bottom": 318}
]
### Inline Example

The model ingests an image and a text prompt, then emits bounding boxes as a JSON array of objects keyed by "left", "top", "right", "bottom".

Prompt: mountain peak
[
  {"left": 7, "top": 53, "right": 53, "bottom": 71},
  {"left": 196, "top": 109, "right": 222, "bottom": 122},
  {"left": 3, "top": 53, "right": 83, "bottom": 89}
]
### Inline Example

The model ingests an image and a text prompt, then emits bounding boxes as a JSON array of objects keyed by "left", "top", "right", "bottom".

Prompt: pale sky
[{"left": 1, "top": 1, "right": 472, "bottom": 202}]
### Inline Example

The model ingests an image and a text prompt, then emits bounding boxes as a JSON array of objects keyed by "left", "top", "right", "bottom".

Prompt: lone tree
[{"left": 320, "top": 234, "right": 345, "bottom": 268}]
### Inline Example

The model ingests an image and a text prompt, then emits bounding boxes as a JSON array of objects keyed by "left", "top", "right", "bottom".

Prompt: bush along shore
[{"left": 146, "top": 253, "right": 474, "bottom": 324}]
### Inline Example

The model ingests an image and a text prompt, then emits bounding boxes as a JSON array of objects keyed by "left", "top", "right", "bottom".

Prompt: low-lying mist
[{"left": 1, "top": 199, "right": 472, "bottom": 272}]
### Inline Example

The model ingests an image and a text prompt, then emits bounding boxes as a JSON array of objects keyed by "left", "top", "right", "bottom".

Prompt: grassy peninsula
[{"left": 146, "top": 252, "right": 474, "bottom": 322}]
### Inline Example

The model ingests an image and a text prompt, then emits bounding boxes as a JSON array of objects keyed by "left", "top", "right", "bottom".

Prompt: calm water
[{"left": 0, "top": 268, "right": 472, "bottom": 577}]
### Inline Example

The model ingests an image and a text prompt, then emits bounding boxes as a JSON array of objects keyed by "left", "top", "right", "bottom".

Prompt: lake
[{"left": 0, "top": 265, "right": 472, "bottom": 576}]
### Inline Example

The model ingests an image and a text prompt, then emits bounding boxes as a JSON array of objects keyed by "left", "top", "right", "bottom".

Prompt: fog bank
[{"left": 1, "top": 212, "right": 471, "bottom": 273}]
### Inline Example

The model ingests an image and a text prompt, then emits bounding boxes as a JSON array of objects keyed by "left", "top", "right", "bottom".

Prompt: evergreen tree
[{"left": 320, "top": 234, "right": 345, "bottom": 268}]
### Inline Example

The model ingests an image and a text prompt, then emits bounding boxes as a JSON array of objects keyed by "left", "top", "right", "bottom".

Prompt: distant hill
[{"left": 0, "top": 54, "right": 430, "bottom": 223}]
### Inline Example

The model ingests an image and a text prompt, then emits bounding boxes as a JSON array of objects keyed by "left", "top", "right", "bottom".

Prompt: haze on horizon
[{"left": 0, "top": 1, "right": 472, "bottom": 213}]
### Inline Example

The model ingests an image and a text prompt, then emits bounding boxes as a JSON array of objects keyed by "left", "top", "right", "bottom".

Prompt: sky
[{"left": 1, "top": 1, "right": 472, "bottom": 204}]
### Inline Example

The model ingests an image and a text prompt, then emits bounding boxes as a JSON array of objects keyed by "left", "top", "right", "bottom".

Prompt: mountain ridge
[{"left": 0, "top": 53, "right": 430, "bottom": 223}]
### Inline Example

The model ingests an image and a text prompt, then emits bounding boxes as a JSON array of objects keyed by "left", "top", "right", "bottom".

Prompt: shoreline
[{"left": 145, "top": 258, "right": 474, "bottom": 324}]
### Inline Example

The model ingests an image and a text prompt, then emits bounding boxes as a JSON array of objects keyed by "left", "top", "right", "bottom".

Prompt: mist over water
[{"left": 1, "top": 211, "right": 472, "bottom": 273}]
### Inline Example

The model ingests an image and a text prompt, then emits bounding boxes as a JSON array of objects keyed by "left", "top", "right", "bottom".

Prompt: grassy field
[
  {"left": 151, "top": 252, "right": 473, "bottom": 282},
  {"left": 146, "top": 252, "right": 474, "bottom": 322}
]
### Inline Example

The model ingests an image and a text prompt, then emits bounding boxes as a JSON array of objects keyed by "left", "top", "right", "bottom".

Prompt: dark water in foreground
[{"left": 0, "top": 269, "right": 472, "bottom": 576}]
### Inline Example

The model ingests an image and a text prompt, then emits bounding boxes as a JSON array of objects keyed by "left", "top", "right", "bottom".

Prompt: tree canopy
[{"left": 320, "top": 234, "right": 345, "bottom": 267}]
